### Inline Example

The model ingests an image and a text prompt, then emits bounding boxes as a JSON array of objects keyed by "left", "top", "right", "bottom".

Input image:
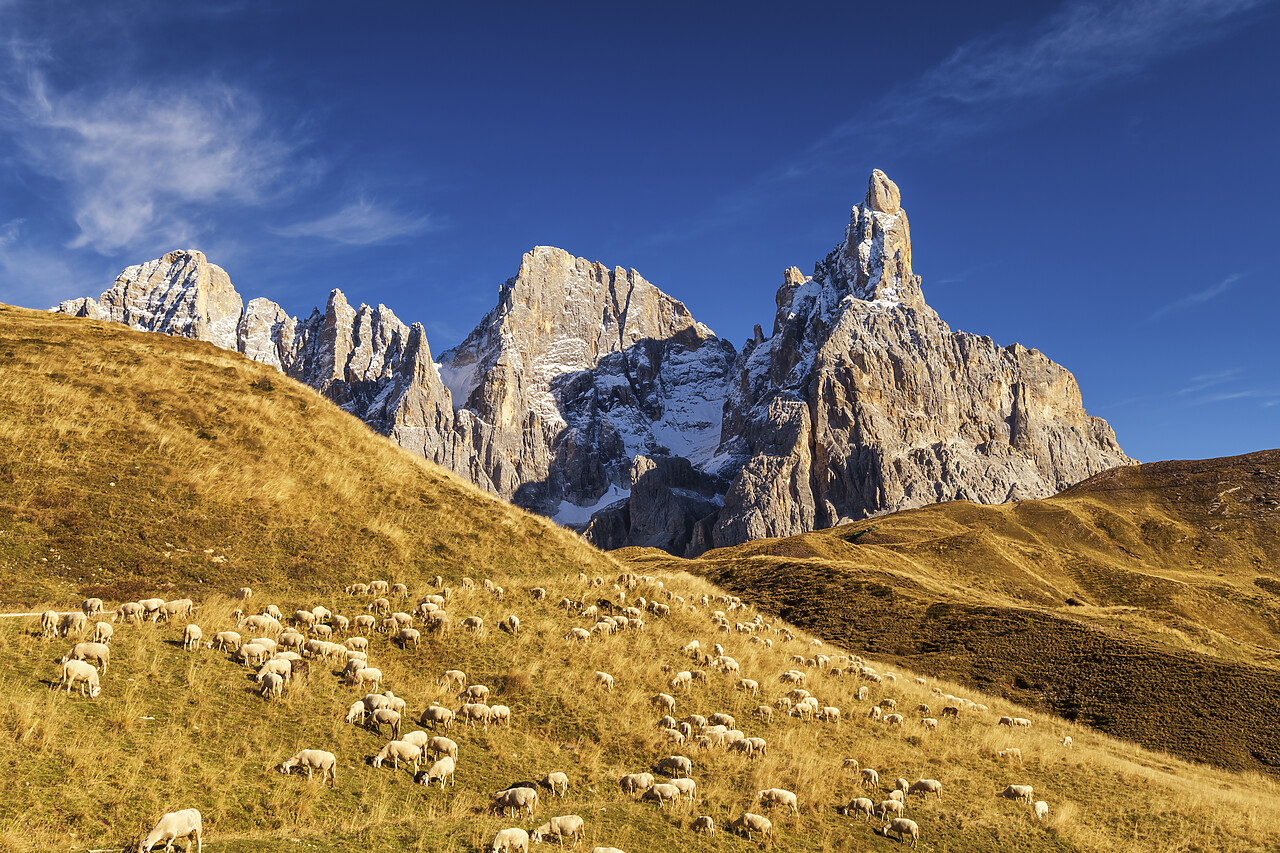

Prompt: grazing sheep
[
  {"left": 884, "top": 713, "right": 905, "bottom": 727},
  {"left": 1013, "top": 717, "right": 1032, "bottom": 727},
  {"left": 60, "top": 659, "right": 101, "bottom": 697},
  {"left": 491, "top": 786, "right": 539, "bottom": 817},
  {"left": 728, "top": 813, "right": 772, "bottom": 842},
  {"left": 670, "top": 671, "right": 692, "bottom": 692},
  {"left": 39, "top": 610, "right": 59, "bottom": 637},
  {"left": 734, "top": 678, "right": 760, "bottom": 697},
  {"left": 421, "top": 705, "right": 455, "bottom": 730},
  {"left": 183, "top": 624, "right": 203, "bottom": 651},
  {"left": 691, "top": 815, "right": 715, "bottom": 834},
  {"left": 369, "top": 708, "right": 402, "bottom": 739},
  {"left": 426, "top": 736, "right": 459, "bottom": 761},
  {"left": 619, "top": 772, "right": 655, "bottom": 795},
  {"left": 882, "top": 817, "right": 919, "bottom": 847},
  {"left": 260, "top": 672, "right": 285, "bottom": 700},
  {"left": 58, "top": 612, "right": 88, "bottom": 637},
  {"left": 669, "top": 777, "right": 697, "bottom": 801},
  {"left": 532, "top": 814, "right": 583, "bottom": 846},
  {"left": 895, "top": 778, "right": 909, "bottom": 792},
  {"left": 998, "top": 716, "right": 1014, "bottom": 727},
  {"left": 236, "top": 643, "right": 270, "bottom": 666},
  {"left": 842, "top": 797, "right": 876, "bottom": 821},
  {"left": 81, "top": 598, "right": 104, "bottom": 618},
  {"left": 137, "top": 808, "right": 202, "bottom": 853},
  {"left": 656, "top": 755, "right": 692, "bottom": 778},
  {"left": 345, "top": 701, "right": 368, "bottom": 725},
  {"left": 420, "top": 755, "right": 456, "bottom": 788},
  {"left": 1034, "top": 800, "right": 1049, "bottom": 820},
  {"left": 1062, "top": 736, "right": 1074, "bottom": 748},
  {"left": 888, "top": 790, "right": 905, "bottom": 804},
  {"left": 1002, "top": 784, "right": 1035, "bottom": 804},
  {"left": 61, "top": 642, "right": 110, "bottom": 673},
  {"left": 461, "top": 683, "right": 490, "bottom": 703},
  {"left": 908, "top": 779, "right": 943, "bottom": 801},
  {"left": 594, "top": 671, "right": 614, "bottom": 691},
  {"left": 462, "top": 616, "right": 485, "bottom": 634},
  {"left": 437, "top": 669, "right": 466, "bottom": 688},
  {"left": 279, "top": 749, "right": 337, "bottom": 787},
  {"left": 861, "top": 768, "right": 880, "bottom": 789},
  {"left": 542, "top": 771, "right": 569, "bottom": 797},
  {"left": 565, "top": 627, "right": 590, "bottom": 642},
  {"left": 489, "top": 705, "right": 512, "bottom": 727},
  {"left": 757, "top": 787, "right": 799, "bottom": 814},
  {"left": 642, "top": 783, "right": 682, "bottom": 809},
  {"left": 256, "top": 659, "right": 292, "bottom": 685},
  {"left": 456, "top": 703, "right": 492, "bottom": 728},
  {"left": 93, "top": 621, "right": 114, "bottom": 644},
  {"left": 868, "top": 706, "right": 882, "bottom": 721},
  {"left": 349, "top": 667, "right": 383, "bottom": 691},
  {"left": 876, "top": 799, "right": 906, "bottom": 819},
  {"left": 708, "top": 712, "right": 735, "bottom": 728},
  {"left": 372, "top": 740, "right": 423, "bottom": 773},
  {"left": 491, "top": 827, "right": 530, "bottom": 853},
  {"left": 921, "top": 717, "right": 938, "bottom": 731},
  {"left": 941, "top": 706, "right": 959, "bottom": 718},
  {"left": 998, "top": 748, "right": 1024, "bottom": 764},
  {"left": 235, "top": 587, "right": 253, "bottom": 600},
  {"left": 651, "top": 693, "right": 676, "bottom": 712},
  {"left": 369, "top": 580, "right": 390, "bottom": 595},
  {"left": 503, "top": 614, "right": 520, "bottom": 635}
]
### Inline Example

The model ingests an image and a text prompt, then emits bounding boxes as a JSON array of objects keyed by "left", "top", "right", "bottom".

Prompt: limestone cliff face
[
  {"left": 704, "top": 170, "right": 1132, "bottom": 547},
  {"left": 51, "top": 170, "right": 1132, "bottom": 554}
]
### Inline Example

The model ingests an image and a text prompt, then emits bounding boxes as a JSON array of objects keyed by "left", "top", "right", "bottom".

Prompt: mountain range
[{"left": 54, "top": 170, "right": 1132, "bottom": 553}]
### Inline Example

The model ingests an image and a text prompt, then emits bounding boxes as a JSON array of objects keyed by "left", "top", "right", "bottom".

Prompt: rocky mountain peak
[{"left": 864, "top": 168, "right": 902, "bottom": 213}]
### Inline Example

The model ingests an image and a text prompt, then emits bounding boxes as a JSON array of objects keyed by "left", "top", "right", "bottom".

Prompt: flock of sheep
[{"left": 34, "top": 571, "right": 1059, "bottom": 851}]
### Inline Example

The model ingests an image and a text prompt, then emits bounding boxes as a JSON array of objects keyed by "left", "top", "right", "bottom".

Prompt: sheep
[
  {"left": 941, "top": 706, "right": 959, "bottom": 718},
  {"left": 367, "top": 597, "right": 391, "bottom": 615},
  {"left": 235, "top": 587, "right": 253, "bottom": 600},
  {"left": 260, "top": 672, "right": 285, "bottom": 700},
  {"left": 1013, "top": 717, "right": 1032, "bottom": 727},
  {"left": 369, "top": 580, "right": 390, "bottom": 595},
  {"left": 868, "top": 707, "right": 882, "bottom": 721},
  {"left": 461, "top": 683, "right": 491, "bottom": 703},
  {"left": 426, "top": 736, "right": 459, "bottom": 761},
  {"left": 93, "top": 621, "right": 114, "bottom": 644},
  {"left": 998, "top": 747, "right": 1024, "bottom": 764},
  {"left": 345, "top": 700, "right": 369, "bottom": 725},
  {"left": 420, "top": 755, "right": 456, "bottom": 789},
  {"left": 642, "top": 783, "right": 682, "bottom": 808},
  {"left": 256, "top": 659, "right": 293, "bottom": 685},
  {"left": 884, "top": 713, "right": 905, "bottom": 727},
  {"left": 491, "top": 786, "right": 539, "bottom": 817},
  {"left": 348, "top": 667, "right": 383, "bottom": 691},
  {"left": 734, "top": 678, "right": 760, "bottom": 697},
  {"left": 656, "top": 755, "right": 692, "bottom": 778},
  {"left": 531, "top": 814, "right": 583, "bottom": 846},
  {"left": 58, "top": 611, "right": 88, "bottom": 637},
  {"left": 895, "top": 778, "right": 910, "bottom": 793},
  {"left": 279, "top": 749, "right": 337, "bottom": 787},
  {"left": 462, "top": 616, "right": 485, "bottom": 634},
  {"left": 669, "top": 777, "right": 697, "bottom": 801},
  {"left": 921, "top": 717, "right": 938, "bottom": 731},
  {"left": 998, "top": 716, "right": 1014, "bottom": 727},
  {"left": 888, "top": 790, "right": 905, "bottom": 804},
  {"left": 670, "top": 671, "right": 692, "bottom": 692},
  {"left": 728, "top": 812, "right": 772, "bottom": 842},
  {"left": 565, "top": 627, "right": 590, "bottom": 642},
  {"left": 236, "top": 643, "right": 270, "bottom": 666},
  {"left": 753, "top": 704, "right": 774, "bottom": 721},
  {"left": 182, "top": 624, "right": 203, "bottom": 651},
  {"left": 542, "top": 771, "right": 569, "bottom": 797},
  {"left": 491, "top": 827, "right": 530, "bottom": 853},
  {"left": 456, "top": 703, "right": 492, "bottom": 728},
  {"left": 691, "top": 815, "right": 715, "bottom": 834},
  {"left": 651, "top": 693, "right": 676, "bottom": 712},
  {"left": 858, "top": 685, "right": 869, "bottom": 700},
  {"left": 137, "top": 808, "right": 202, "bottom": 853},
  {"left": 421, "top": 705, "right": 455, "bottom": 730},
  {"left": 503, "top": 614, "right": 520, "bottom": 635},
  {"left": 1002, "top": 784, "right": 1035, "bottom": 804},
  {"left": 841, "top": 797, "right": 876, "bottom": 820},
  {"left": 353, "top": 614, "right": 376, "bottom": 633},
  {"left": 908, "top": 779, "right": 943, "bottom": 801},
  {"left": 372, "top": 740, "right": 423, "bottom": 773},
  {"left": 619, "top": 772, "right": 655, "bottom": 795},
  {"left": 489, "top": 705, "right": 512, "bottom": 727},
  {"left": 1062, "top": 736, "right": 1074, "bottom": 748},
  {"left": 437, "top": 669, "right": 466, "bottom": 688},
  {"left": 881, "top": 817, "right": 920, "bottom": 847},
  {"left": 757, "top": 787, "right": 799, "bottom": 814},
  {"left": 876, "top": 799, "right": 906, "bottom": 819},
  {"left": 819, "top": 706, "right": 842, "bottom": 723},
  {"left": 594, "top": 671, "right": 614, "bottom": 691},
  {"left": 116, "top": 602, "right": 144, "bottom": 624},
  {"left": 708, "top": 711, "right": 735, "bottom": 728},
  {"left": 81, "top": 597, "right": 104, "bottom": 618},
  {"left": 369, "top": 708, "right": 402, "bottom": 739},
  {"left": 1034, "top": 800, "right": 1049, "bottom": 820},
  {"left": 392, "top": 582, "right": 409, "bottom": 598},
  {"left": 60, "top": 659, "right": 101, "bottom": 697},
  {"left": 158, "top": 599, "right": 195, "bottom": 623},
  {"left": 61, "top": 642, "right": 110, "bottom": 673},
  {"left": 861, "top": 768, "right": 880, "bottom": 788}
]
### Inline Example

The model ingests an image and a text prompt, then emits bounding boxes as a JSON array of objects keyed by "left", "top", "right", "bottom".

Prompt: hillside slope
[
  {"left": 619, "top": 450, "right": 1280, "bottom": 775},
  {"left": 0, "top": 304, "right": 1276, "bottom": 853}
]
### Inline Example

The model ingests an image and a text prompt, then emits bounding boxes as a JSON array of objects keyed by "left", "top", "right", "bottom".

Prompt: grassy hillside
[
  {"left": 618, "top": 451, "right": 1280, "bottom": 776},
  {"left": 1, "top": 305, "right": 1278, "bottom": 853}
]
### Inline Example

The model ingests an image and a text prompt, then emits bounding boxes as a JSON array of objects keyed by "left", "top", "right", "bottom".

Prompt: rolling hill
[{"left": 1, "top": 304, "right": 1277, "bottom": 853}]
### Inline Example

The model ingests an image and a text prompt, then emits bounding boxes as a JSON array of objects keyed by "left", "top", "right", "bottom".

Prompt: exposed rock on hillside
[{"left": 53, "top": 170, "right": 1131, "bottom": 554}]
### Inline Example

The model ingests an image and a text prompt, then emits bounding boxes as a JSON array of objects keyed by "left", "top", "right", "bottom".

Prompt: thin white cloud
[
  {"left": 1, "top": 71, "right": 301, "bottom": 254},
  {"left": 274, "top": 198, "right": 438, "bottom": 246},
  {"left": 1149, "top": 273, "right": 1243, "bottom": 321},
  {"left": 1177, "top": 368, "right": 1241, "bottom": 395},
  {"left": 811, "top": 0, "right": 1273, "bottom": 157}
]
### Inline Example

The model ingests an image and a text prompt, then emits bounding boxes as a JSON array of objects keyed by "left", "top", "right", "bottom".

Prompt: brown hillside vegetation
[
  {"left": 0, "top": 305, "right": 1278, "bottom": 853},
  {"left": 620, "top": 451, "right": 1280, "bottom": 776}
]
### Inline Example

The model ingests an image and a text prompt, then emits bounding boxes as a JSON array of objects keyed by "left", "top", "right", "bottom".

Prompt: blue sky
[{"left": 0, "top": 0, "right": 1276, "bottom": 464}]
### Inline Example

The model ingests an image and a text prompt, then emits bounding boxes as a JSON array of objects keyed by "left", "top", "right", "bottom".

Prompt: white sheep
[
  {"left": 491, "top": 827, "right": 529, "bottom": 853},
  {"left": 691, "top": 815, "right": 715, "bottom": 834},
  {"left": 137, "top": 808, "right": 202, "bottom": 853},
  {"left": 260, "top": 672, "right": 285, "bottom": 700},
  {"left": 93, "top": 621, "right": 114, "bottom": 644},
  {"left": 345, "top": 701, "right": 368, "bottom": 725},
  {"left": 81, "top": 597, "right": 104, "bottom": 618},
  {"left": 998, "top": 747, "right": 1023, "bottom": 764},
  {"left": 734, "top": 678, "right": 760, "bottom": 696},
  {"left": 279, "top": 749, "right": 337, "bottom": 787},
  {"left": 1034, "top": 800, "right": 1049, "bottom": 820},
  {"left": 62, "top": 642, "right": 110, "bottom": 673},
  {"left": 426, "top": 735, "right": 459, "bottom": 760},
  {"left": 461, "top": 683, "right": 490, "bottom": 702},
  {"left": 876, "top": 799, "right": 906, "bottom": 819},
  {"left": 882, "top": 817, "right": 919, "bottom": 847},
  {"left": 594, "top": 671, "right": 614, "bottom": 691},
  {"left": 1002, "top": 784, "right": 1035, "bottom": 803},
  {"left": 542, "top": 771, "right": 569, "bottom": 797},
  {"left": 456, "top": 702, "right": 492, "bottom": 728},
  {"left": 842, "top": 797, "right": 875, "bottom": 821},
  {"left": 669, "top": 777, "right": 697, "bottom": 801},
  {"left": 421, "top": 755, "right": 455, "bottom": 788},
  {"left": 861, "top": 768, "right": 880, "bottom": 788},
  {"left": 372, "top": 740, "right": 422, "bottom": 773},
  {"left": 757, "top": 787, "right": 798, "bottom": 814},
  {"left": 1062, "top": 736, "right": 1074, "bottom": 748},
  {"left": 642, "top": 783, "right": 682, "bottom": 808},
  {"left": 531, "top": 814, "right": 583, "bottom": 846},
  {"left": 728, "top": 813, "right": 772, "bottom": 842},
  {"left": 60, "top": 659, "right": 101, "bottom": 697},
  {"left": 491, "top": 786, "right": 539, "bottom": 817},
  {"left": 421, "top": 705, "right": 455, "bottom": 730},
  {"left": 349, "top": 667, "right": 383, "bottom": 691},
  {"left": 908, "top": 779, "right": 943, "bottom": 801},
  {"left": 369, "top": 708, "right": 402, "bottom": 739},
  {"left": 651, "top": 693, "right": 676, "bottom": 712},
  {"left": 670, "top": 671, "right": 693, "bottom": 691},
  {"left": 656, "top": 755, "right": 692, "bottom": 778},
  {"left": 503, "top": 614, "right": 520, "bottom": 635},
  {"left": 619, "top": 772, "right": 654, "bottom": 795}
]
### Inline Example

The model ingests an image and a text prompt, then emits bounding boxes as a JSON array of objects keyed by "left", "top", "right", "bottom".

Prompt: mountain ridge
[{"left": 52, "top": 170, "right": 1132, "bottom": 554}]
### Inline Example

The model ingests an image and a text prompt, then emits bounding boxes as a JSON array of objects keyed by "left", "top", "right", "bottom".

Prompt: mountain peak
[{"left": 864, "top": 168, "right": 902, "bottom": 214}]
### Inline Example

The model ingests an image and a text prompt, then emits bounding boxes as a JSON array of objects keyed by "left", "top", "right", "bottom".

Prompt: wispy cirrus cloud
[
  {"left": 810, "top": 0, "right": 1273, "bottom": 159},
  {"left": 1148, "top": 273, "right": 1243, "bottom": 321},
  {"left": 1178, "top": 368, "right": 1242, "bottom": 395},
  {"left": 273, "top": 198, "right": 439, "bottom": 246}
]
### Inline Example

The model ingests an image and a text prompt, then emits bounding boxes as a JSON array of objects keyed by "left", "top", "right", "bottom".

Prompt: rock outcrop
[{"left": 52, "top": 170, "right": 1132, "bottom": 555}]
